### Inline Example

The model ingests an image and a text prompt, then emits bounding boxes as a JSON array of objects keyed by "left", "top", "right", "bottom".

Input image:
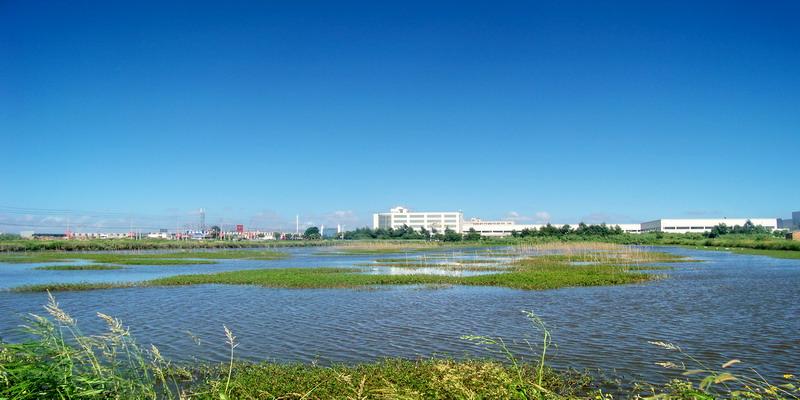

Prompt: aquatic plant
[
  {"left": 645, "top": 341, "right": 799, "bottom": 400},
  {"left": 462, "top": 311, "right": 554, "bottom": 399}
]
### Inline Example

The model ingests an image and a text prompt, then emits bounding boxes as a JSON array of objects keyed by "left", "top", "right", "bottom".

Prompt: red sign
[{"left": 236, "top": 225, "right": 244, "bottom": 232}]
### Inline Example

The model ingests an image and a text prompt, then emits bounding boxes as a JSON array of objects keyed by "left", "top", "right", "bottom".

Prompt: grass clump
[
  {"left": 32, "top": 264, "right": 127, "bottom": 271},
  {"left": 192, "top": 358, "right": 592, "bottom": 400},
  {"left": 0, "top": 250, "right": 290, "bottom": 266},
  {"left": 680, "top": 246, "right": 800, "bottom": 260},
  {"left": 11, "top": 263, "right": 658, "bottom": 292},
  {"left": 11, "top": 282, "right": 139, "bottom": 292}
]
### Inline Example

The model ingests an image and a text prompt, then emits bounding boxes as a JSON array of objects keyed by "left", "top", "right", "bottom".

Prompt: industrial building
[
  {"left": 373, "top": 207, "right": 781, "bottom": 237},
  {"left": 778, "top": 211, "right": 800, "bottom": 231},
  {"left": 640, "top": 218, "right": 778, "bottom": 234}
]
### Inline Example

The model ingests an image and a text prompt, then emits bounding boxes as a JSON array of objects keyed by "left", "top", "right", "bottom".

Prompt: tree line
[
  {"left": 299, "top": 222, "right": 628, "bottom": 242},
  {"left": 703, "top": 220, "right": 785, "bottom": 238}
]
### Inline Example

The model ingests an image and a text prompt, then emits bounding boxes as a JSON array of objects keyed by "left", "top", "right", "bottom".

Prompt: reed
[
  {"left": 646, "top": 341, "right": 800, "bottom": 400},
  {"left": 32, "top": 264, "right": 127, "bottom": 270},
  {"left": 0, "top": 292, "right": 186, "bottom": 399},
  {"left": 0, "top": 250, "right": 290, "bottom": 266}
]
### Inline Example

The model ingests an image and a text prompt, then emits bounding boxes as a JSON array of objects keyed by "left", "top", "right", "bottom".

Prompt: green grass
[
  {"left": 355, "top": 262, "right": 452, "bottom": 268},
  {"left": 10, "top": 262, "right": 659, "bottom": 292},
  {"left": 32, "top": 264, "right": 127, "bottom": 270},
  {"left": 191, "top": 358, "right": 593, "bottom": 400},
  {"left": 680, "top": 245, "right": 800, "bottom": 260},
  {"left": 511, "top": 252, "right": 695, "bottom": 267}
]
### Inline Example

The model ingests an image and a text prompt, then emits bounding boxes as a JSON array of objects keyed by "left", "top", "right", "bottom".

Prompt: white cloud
[
  {"left": 501, "top": 211, "right": 552, "bottom": 224},
  {"left": 323, "top": 210, "right": 363, "bottom": 227},
  {"left": 684, "top": 210, "right": 721, "bottom": 216},
  {"left": 579, "top": 212, "right": 634, "bottom": 224}
]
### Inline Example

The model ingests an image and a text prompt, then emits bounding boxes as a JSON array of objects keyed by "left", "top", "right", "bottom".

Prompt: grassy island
[{"left": 8, "top": 243, "right": 691, "bottom": 292}]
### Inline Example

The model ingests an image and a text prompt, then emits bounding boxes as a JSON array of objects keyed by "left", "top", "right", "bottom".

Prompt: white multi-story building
[
  {"left": 373, "top": 206, "right": 463, "bottom": 232},
  {"left": 640, "top": 218, "right": 778, "bottom": 234}
]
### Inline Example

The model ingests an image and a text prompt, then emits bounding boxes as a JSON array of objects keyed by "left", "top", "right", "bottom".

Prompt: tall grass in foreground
[
  {"left": 0, "top": 292, "right": 188, "bottom": 399},
  {"left": 645, "top": 341, "right": 799, "bottom": 400}
]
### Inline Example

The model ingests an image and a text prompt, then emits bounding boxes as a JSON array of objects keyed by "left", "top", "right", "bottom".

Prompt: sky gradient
[{"left": 2, "top": 1, "right": 799, "bottom": 232}]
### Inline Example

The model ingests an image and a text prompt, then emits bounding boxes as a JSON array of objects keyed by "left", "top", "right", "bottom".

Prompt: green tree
[
  {"left": 207, "top": 226, "right": 221, "bottom": 239},
  {"left": 443, "top": 227, "right": 463, "bottom": 242},
  {"left": 418, "top": 226, "right": 431, "bottom": 240},
  {"left": 464, "top": 227, "right": 481, "bottom": 241},
  {"left": 303, "top": 226, "right": 321, "bottom": 240}
]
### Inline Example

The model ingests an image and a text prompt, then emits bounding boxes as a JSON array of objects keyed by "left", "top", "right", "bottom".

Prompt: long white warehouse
[{"left": 640, "top": 218, "right": 778, "bottom": 234}]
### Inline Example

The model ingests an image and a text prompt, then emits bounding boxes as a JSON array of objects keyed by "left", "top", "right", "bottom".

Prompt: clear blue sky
[{"left": 2, "top": 1, "right": 798, "bottom": 232}]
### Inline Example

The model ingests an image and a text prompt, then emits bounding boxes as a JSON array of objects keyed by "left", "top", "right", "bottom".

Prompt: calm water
[{"left": 1, "top": 246, "right": 798, "bottom": 385}]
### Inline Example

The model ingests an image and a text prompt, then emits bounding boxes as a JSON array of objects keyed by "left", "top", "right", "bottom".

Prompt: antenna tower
[{"left": 200, "top": 208, "right": 206, "bottom": 231}]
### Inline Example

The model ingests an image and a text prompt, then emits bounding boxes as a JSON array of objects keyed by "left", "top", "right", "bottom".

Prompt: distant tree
[
  {"left": 207, "top": 226, "right": 221, "bottom": 239},
  {"left": 303, "top": 226, "right": 321, "bottom": 240},
  {"left": 419, "top": 226, "right": 431, "bottom": 240},
  {"left": 464, "top": 227, "right": 481, "bottom": 241},
  {"left": 443, "top": 227, "right": 462, "bottom": 242},
  {"left": 539, "top": 224, "right": 560, "bottom": 237},
  {"left": 560, "top": 224, "right": 573, "bottom": 235},
  {"left": 0, "top": 233, "right": 21, "bottom": 241},
  {"left": 706, "top": 223, "right": 730, "bottom": 238}
]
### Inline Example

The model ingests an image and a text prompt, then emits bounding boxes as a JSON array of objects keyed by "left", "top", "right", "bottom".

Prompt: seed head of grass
[
  {"left": 43, "top": 290, "right": 75, "bottom": 325},
  {"left": 224, "top": 325, "right": 238, "bottom": 350},
  {"left": 648, "top": 341, "right": 681, "bottom": 351}
]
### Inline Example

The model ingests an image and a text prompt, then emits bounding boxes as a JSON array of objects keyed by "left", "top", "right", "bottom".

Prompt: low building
[{"left": 71, "top": 232, "right": 132, "bottom": 239}]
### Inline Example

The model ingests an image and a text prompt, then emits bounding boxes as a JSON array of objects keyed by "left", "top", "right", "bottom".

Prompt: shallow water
[{"left": 1, "top": 246, "right": 797, "bottom": 386}]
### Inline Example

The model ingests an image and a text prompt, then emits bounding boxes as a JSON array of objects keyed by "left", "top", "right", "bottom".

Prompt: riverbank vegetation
[
  {"left": 0, "top": 238, "right": 329, "bottom": 253},
  {"left": 32, "top": 264, "right": 127, "bottom": 270},
  {"left": 2, "top": 295, "right": 797, "bottom": 399},
  {"left": 0, "top": 249, "right": 290, "bottom": 265}
]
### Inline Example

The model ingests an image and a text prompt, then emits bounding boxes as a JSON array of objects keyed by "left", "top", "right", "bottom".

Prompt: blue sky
[{"left": 2, "top": 1, "right": 798, "bottom": 232}]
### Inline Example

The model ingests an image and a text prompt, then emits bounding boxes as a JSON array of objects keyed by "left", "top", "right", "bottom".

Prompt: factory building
[
  {"left": 640, "top": 218, "right": 778, "bottom": 234},
  {"left": 373, "top": 207, "right": 781, "bottom": 237}
]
